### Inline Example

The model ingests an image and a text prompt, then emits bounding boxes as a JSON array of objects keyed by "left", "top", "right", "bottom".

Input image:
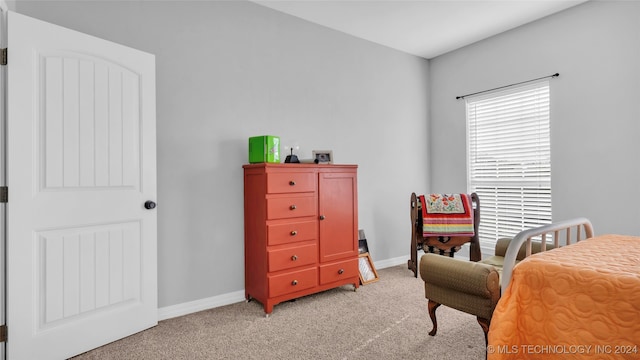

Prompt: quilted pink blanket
[{"left": 488, "top": 235, "right": 640, "bottom": 359}]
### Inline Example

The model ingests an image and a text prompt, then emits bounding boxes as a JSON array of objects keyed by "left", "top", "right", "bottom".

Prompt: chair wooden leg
[
  {"left": 427, "top": 300, "right": 441, "bottom": 336},
  {"left": 469, "top": 192, "right": 482, "bottom": 262},
  {"left": 477, "top": 317, "right": 490, "bottom": 345},
  {"left": 409, "top": 192, "right": 419, "bottom": 277}
]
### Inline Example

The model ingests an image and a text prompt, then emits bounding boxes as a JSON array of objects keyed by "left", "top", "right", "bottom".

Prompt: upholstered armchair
[{"left": 419, "top": 237, "right": 554, "bottom": 343}]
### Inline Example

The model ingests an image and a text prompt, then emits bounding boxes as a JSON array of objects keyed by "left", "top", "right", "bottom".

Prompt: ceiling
[{"left": 252, "top": 0, "right": 588, "bottom": 59}]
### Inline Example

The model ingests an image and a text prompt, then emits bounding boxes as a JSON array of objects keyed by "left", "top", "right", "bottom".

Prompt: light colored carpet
[{"left": 73, "top": 264, "right": 486, "bottom": 359}]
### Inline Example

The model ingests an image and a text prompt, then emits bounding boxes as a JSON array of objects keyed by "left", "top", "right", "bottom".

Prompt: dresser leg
[{"left": 264, "top": 303, "right": 274, "bottom": 316}]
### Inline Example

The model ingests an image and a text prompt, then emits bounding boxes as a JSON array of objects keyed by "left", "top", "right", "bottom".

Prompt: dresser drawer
[
  {"left": 266, "top": 194, "right": 316, "bottom": 220},
  {"left": 267, "top": 172, "right": 316, "bottom": 194},
  {"left": 268, "top": 267, "right": 318, "bottom": 298},
  {"left": 319, "top": 258, "right": 359, "bottom": 285},
  {"left": 268, "top": 244, "right": 317, "bottom": 272},
  {"left": 267, "top": 220, "right": 317, "bottom": 246}
]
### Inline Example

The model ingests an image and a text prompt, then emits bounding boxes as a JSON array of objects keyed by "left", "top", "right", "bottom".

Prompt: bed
[{"left": 488, "top": 225, "right": 640, "bottom": 359}]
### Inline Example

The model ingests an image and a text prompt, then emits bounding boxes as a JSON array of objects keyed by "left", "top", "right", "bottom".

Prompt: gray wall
[
  {"left": 15, "top": 0, "right": 635, "bottom": 312},
  {"left": 13, "top": 1, "right": 430, "bottom": 308},
  {"left": 430, "top": 1, "right": 640, "bottom": 237}
]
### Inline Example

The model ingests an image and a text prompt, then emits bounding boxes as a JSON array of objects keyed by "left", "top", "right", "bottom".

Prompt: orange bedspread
[{"left": 488, "top": 234, "right": 640, "bottom": 359}]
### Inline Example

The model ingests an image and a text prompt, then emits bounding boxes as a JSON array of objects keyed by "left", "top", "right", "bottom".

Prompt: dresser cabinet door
[{"left": 318, "top": 171, "right": 359, "bottom": 263}]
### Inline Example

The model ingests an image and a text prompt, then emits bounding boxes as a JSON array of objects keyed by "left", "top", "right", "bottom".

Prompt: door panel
[
  {"left": 318, "top": 172, "right": 359, "bottom": 263},
  {"left": 37, "top": 222, "right": 141, "bottom": 326},
  {"left": 41, "top": 52, "right": 141, "bottom": 190},
  {"left": 7, "top": 11, "right": 157, "bottom": 360}
]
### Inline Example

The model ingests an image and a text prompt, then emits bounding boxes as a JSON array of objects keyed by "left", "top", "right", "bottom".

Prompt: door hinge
[
  {"left": 0, "top": 324, "right": 6, "bottom": 343},
  {"left": 1, "top": 48, "right": 6, "bottom": 65},
  {"left": 0, "top": 186, "right": 7, "bottom": 203}
]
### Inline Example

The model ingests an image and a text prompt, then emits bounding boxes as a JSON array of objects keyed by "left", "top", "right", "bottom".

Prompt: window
[{"left": 466, "top": 81, "right": 552, "bottom": 254}]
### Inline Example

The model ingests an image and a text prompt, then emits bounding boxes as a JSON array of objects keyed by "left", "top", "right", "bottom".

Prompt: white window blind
[{"left": 466, "top": 81, "right": 552, "bottom": 254}]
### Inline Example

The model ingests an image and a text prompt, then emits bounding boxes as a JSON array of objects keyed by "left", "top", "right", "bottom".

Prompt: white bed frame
[{"left": 501, "top": 217, "right": 595, "bottom": 294}]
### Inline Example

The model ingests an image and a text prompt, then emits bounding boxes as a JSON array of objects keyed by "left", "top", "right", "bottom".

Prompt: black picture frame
[
  {"left": 312, "top": 150, "right": 333, "bottom": 164},
  {"left": 358, "top": 239, "right": 369, "bottom": 255}
]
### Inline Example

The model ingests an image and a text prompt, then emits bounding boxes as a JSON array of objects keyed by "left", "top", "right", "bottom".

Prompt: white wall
[
  {"left": 430, "top": 1, "right": 640, "bottom": 237},
  {"left": 13, "top": 1, "right": 430, "bottom": 309}
]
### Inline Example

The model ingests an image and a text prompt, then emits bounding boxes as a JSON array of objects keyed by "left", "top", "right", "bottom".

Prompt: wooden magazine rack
[{"left": 408, "top": 192, "right": 481, "bottom": 277}]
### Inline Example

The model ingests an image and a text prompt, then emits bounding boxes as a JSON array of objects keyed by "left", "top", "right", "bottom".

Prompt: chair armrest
[
  {"left": 419, "top": 253, "right": 500, "bottom": 299},
  {"left": 493, "top": 238, "right": 515, "bottom": 258}
]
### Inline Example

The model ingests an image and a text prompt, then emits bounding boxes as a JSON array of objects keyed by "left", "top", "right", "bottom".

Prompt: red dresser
[{"left": 243, "top": 163, "right": 359, "bottom": 315}]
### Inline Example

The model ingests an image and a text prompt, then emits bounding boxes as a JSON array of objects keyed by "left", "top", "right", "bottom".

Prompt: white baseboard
[
  {"left": 372, "top": 255, "right": 407, "bottom": 269},
  {"left": 157, "top": 255, "right": 413, "bottom": 321},
  {"left": 158, "top": 290, "right": 246, "bottom": 321}
]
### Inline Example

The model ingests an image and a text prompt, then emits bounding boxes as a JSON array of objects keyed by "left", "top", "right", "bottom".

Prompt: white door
[{"left": 6, "top": 11, "right": 157, "bottom": 360}]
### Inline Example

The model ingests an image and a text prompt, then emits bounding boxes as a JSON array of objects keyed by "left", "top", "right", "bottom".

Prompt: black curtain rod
[{"left": 456, "top": 73, "right": 559, "bottom": 100}]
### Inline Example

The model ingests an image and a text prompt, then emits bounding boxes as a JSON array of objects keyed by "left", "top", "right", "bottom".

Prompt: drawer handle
[
  {"left": 291, "top": 280, "right": 298, "bottom": 286},
  {"left": 290, "top": 230, "right": 298, "bottom": 236},
  {"left": 319, "top": 215, "right": 325, "bottom": 220},
  {"left": 290, "top": 204, "right": 297, "bottom": 210},
  {"left": 338, "top": 269, "right": 344, "bottom": 275},
  {"left": 291, "top": 255, "right": 298, "bottom": 261},
  {"left": 289, "top": 180, "right": 296, "bottom": 186}
]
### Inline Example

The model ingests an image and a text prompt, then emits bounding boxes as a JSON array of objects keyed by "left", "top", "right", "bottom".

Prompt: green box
[{"left": 248, "top": 135, "right": 280, "bottom": 163}]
